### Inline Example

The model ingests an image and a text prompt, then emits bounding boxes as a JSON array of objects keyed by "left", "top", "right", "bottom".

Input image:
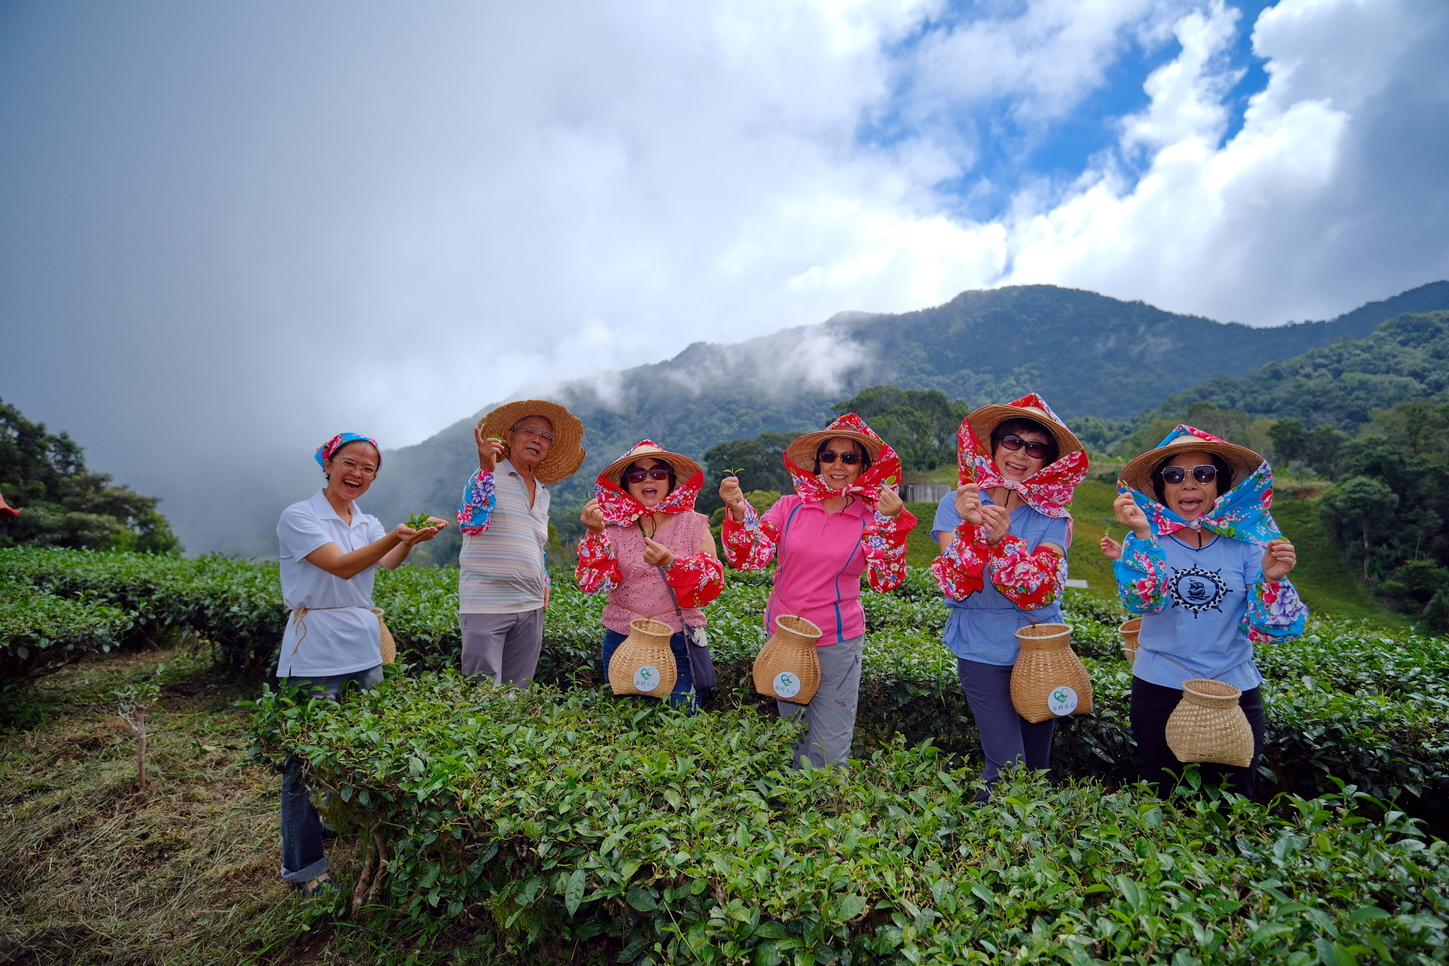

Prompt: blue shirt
[
  {"left": 932, "top": 491, "right": 1069, "bottom": 666},
  {"left": 1128, "top": 533, "right": 1266, "bottom": 692}
]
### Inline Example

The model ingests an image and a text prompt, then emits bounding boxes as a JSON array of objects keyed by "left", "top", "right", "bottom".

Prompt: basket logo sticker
[
  {"left": 1048, "top": 686, "right": 1078, "bottom": 716},
  {"left": 773, "top": 672, "right": 801, "bottom": 699},
  {"left": 1168, "top": 566, "right": 1229, "bottom": 616},
  {"left": 633, "top": 665, "right": 662, "bottom": 692}
]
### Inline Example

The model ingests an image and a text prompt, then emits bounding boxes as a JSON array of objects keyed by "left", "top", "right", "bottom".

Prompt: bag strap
[{"left": 638, "top": 520, "right": 692, "bottom": 637}]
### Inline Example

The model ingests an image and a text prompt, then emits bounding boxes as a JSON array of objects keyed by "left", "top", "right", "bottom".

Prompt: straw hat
[
  {"left": 476, "top": 399, "right": 586, "bottom": 485},
  {"left": 966, "top": 402, "right": 1083, "bottom": 461},
  {"left": 598, "top": 441, "right": 702, "bottom": 488},
  {"left": 1119, "top": 431, "right": 1262, "bottom": 495},
  {"left": 784, "top": 425, "right": 883, "bottom": 470}
]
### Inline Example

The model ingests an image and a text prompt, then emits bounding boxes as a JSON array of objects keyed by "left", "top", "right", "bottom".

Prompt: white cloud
[
  {"left": 999, "top": 0, "right": 1448, "bottom": 324},
  {"left": 1, "top": 0, "right": 1446, "bottom": 551}
]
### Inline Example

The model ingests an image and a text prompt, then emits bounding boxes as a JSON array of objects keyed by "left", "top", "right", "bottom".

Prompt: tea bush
[
  {"left": 5, "top": 548, "right": 1449, "bottom": 807},
  {"left": 0, "top": 576, "right": 133, "bottom": 684},
  {"left": 251, "top": 674, "right": 1449, "bottom": 965}
]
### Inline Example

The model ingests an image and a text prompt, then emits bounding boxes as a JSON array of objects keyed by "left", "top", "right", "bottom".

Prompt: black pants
[{"left": 1130, "top": 677, "right": 1265, "bottom": 799}]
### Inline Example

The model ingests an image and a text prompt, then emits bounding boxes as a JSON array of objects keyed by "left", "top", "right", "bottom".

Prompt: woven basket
[
  {"left": 1165, "top": 678, "right": 1254, "bottom": 768},
  {"left": 753, "top": 615, "right": 823, "bottom": 704},
  {"left": 1119, "top": 617, "right": 1142, "bottom": 661},
  {"left": 373, "top": 608, "right": 396, "bottom": 665},
  {"left": 609, "top": 618, "right": 678, "bottom": 698},
  {"left": 1010, "top": 623, "right": 1093, "bottom": 723}
]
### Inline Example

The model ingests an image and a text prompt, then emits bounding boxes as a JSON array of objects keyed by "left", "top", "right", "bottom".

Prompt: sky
[{"left": 2, "top": 0, "right": 1447, "bottom": 552}]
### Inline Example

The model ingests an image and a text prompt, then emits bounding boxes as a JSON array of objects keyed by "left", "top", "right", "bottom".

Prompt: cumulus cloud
[{"left": 0, "top": 0, "right": 1445, "bottom": 551}]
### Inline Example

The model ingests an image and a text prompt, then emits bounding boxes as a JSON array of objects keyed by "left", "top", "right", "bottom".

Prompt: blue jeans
[
  {"left": 601, "top": 628, "right": 695, "bottom": 711},
  {"left": 278, "top": 664, "right": 384, "bottom": 884}
]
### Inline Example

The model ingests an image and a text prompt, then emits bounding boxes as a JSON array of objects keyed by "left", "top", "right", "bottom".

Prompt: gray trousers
[
  {"left": 957, "top": 658, "right": 1056, "bottom": 785},
  {"left": 460, "top": 609, "right": 543, "bottom": 686},
  {"left": 777, "top": 634, "right": 864, "bottom": 768}
]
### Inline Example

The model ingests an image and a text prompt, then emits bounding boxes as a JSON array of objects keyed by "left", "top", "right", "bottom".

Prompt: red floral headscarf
[
  {"left": 785, "top": 413, "right": 903, "bottom": 507},
  {"left": 957, "top": 392, "right": 1087, "bottom": 518},
  {"left": 594, "top": 440, "right": 704, "bottom": 526}
]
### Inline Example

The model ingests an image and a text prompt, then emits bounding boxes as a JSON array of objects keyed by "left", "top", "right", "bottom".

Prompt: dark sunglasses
[
  {"left": 998, "top": 434, "right": 1050, "bottom": 460},
  {"left": 1160, "top": 464, "right": 1218, "bottom": 486},
  {"left": 625, "top": 467, "right": 672, "bottom": 484},
  {"left": 817, "top": 451, "right": 862, "bottom": 465}
]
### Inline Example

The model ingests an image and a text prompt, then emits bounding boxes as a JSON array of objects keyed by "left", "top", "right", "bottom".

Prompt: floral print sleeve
[
  {"left": 862, "top": 507, "right": 916, "bottom": 593},
  {"left": 721, "top": 504, "right": 780, "bottom": 571},
  {"left": 666, "top": 552, "right": 725, "bottom": 608},
  {"left": 987, "top": 535, "right": 1066, "bottom": 610},
  {"left": 574, "top": 531, "right": 620, "bottom": 595},
  {"left": 931, "top": 521, "right": 989, "bottom": 600},
  {"left": 1112, "top": 533, "right": 1171, "bottom": 614},
  {"left": 1242, "top": 577, "right": 1307, "bottom": 643},
  {"left": 456, "top": 470, "right": 496, "bottom": 535}
]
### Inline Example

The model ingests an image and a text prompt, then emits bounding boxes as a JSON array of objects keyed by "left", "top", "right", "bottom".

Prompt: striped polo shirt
[{"left": 457, "top": 459, "right": 550, "bottom": 614}]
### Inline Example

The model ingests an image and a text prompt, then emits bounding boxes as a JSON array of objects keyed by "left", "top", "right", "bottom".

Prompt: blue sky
[{"left": 1, "top": 0, "right": 1446, "bottom": 550}]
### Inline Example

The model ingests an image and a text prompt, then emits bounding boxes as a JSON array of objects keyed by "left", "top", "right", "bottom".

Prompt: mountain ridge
[{"left": 359, "top": 280, "right": 1449, "bottom": 559}]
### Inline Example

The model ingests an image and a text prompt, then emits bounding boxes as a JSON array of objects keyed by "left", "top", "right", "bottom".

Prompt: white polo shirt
[{"left": 276, "top": 489, "right": 385, "bottom": 678}]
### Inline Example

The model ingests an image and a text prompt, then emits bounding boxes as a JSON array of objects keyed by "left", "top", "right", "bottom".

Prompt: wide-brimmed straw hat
[
  {"left": 1120, "top": 431, "right": 1263, "bottom": 495},
  {"left": 477, "top": 399, "right": 586, "bottom": 485},
  {"left": 598, "top": 441, "right": 702, "bottom": 488},
  {"left": 784, "top": 424, "right": 884, "bottom": 469},
  {"left": 966, "top": 401, "right": 1083, "bottom": 460}
]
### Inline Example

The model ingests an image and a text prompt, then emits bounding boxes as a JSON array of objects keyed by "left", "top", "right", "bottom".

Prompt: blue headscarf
[
  {"left": 315, "top": 433, "right": 380, "bottom": 468},
  {"left": 1120, "top": 425, "right": 1283, "bottom": 547}
]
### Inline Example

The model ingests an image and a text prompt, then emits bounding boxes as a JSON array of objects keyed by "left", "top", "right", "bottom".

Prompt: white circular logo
[
  {"left": 1047, "top": 686, "right": 1079, "bottom": 716},
  {"left": 633, "top": 665, "right": 662, "bottom": 692},
  {"left": 773, "top": 671, "right": 802, "bottom": 699}
]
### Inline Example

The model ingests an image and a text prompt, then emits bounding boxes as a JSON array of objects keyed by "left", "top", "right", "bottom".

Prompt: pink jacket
[{"left": 722, "top": 494, "right": 913, "bottom": 645}]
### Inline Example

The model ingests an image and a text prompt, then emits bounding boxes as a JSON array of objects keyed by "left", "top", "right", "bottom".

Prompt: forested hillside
[
  {"left": 365, "top": 282, "right": 1449, "bottom": 553},
  {"left": 0, "top": 398, "right": 179, "bottom": 554}
]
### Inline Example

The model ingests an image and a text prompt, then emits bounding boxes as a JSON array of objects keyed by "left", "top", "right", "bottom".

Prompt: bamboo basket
[
  {"left": 1119, "top": 617, "right": 1142, "bottom": 661},
  {"left": 753, "top": 615, "right": 823, "bottom": 704},
  {"left": 608, "top": 618, "right": 678, "bottom": 698},
  {"left": 1010, "top": 623, "right": 1093, "bottom": 723},
  {"left": 373, "top": 608, "right": 397, "bottom": 665},
  {"left": 1166, "top": 678, "right": 1254, "bottom": 768}
]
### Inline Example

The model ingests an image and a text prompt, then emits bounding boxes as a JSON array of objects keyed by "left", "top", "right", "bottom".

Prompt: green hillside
[
  {"left": 365, "top": 283, "right": 1449, "bottom": 547},
  {"left": 1146, "top": 310, "right": 1449, "bottom": 431}
]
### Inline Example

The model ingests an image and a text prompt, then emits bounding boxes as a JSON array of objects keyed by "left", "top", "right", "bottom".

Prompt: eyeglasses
[
  {"left": 336, "top": 458, "right": 377, "bottom": 479},
  {"left": 817, "top": 451, "right": 862, "bottom": 465},
  {"left": 625, "top": 467, "right": 672, "bottom": 484},
  {"left": 998, "top": 434, "right": 1050, "bottom": 460},
  {"left": 1160, "top": 464, "right": 1218, "bottom": 486},
  {"left": 514, "top": 426, "right": 555, "bottom": 442}
]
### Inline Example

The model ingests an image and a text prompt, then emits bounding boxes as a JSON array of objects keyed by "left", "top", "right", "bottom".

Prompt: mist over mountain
[{"left": 344, "top": 280, "right": 1449, "bottom": 565}]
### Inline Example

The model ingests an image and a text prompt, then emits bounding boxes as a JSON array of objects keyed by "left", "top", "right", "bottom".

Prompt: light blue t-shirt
[
  {"left": 932, "top": 491, "right": 1069, "bottom": 666},
  {"left": 1129, "top": 533, "right": 1265, "bottom": 692}
]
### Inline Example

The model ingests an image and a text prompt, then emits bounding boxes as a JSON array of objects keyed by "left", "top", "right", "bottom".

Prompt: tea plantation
[{"left": 4, "top": 547, "right": 1449, "bottom": 964}]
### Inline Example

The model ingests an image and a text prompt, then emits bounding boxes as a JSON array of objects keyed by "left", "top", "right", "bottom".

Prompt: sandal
[{"left": 297, "top": 874, "right": 339, "bottom": 897}]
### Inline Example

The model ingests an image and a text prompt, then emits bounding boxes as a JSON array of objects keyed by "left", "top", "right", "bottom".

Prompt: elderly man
[{"left": 456, "top": 399, "right": 585, "bottom": 685}]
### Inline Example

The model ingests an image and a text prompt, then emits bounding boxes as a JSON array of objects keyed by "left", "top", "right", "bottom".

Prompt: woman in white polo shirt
[{"left": 275, "top": 432, "right": 444, "bottom": 895}]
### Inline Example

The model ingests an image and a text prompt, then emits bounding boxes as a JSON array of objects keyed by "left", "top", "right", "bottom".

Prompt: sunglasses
[
  {"left": 625, "top": 467, "right": 672, "bottom": 484},
  {"left": 997, "top": 434, "right": 1050, "bottom": 460},
  {"left": 817, "top": 451, "right": 863, "bottom": 465},
  {"left": 1160, "top": 464, "right": 1218, "bottom": 486}
]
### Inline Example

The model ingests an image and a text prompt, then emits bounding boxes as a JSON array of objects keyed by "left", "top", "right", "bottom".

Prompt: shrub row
[
  {"left": 5, "top": 548, "right": 1449, "bottom": 807},
  {"left": 0, "top": 577, "right": 133, "bottom": 686},
  {"left": 251, "top": 674, "right": 1449, "bottom": 965}
]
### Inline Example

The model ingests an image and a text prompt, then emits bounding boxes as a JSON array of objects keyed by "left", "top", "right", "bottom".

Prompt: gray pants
[
  {"left": 460, "top": 609, "right": 544, "bottom": 685},
  {"left": 777, "top": 634, "right": 864, "bottom": 768},
  {"left": 957, "top": 658, "right": 1056, "bottom": 785}
]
